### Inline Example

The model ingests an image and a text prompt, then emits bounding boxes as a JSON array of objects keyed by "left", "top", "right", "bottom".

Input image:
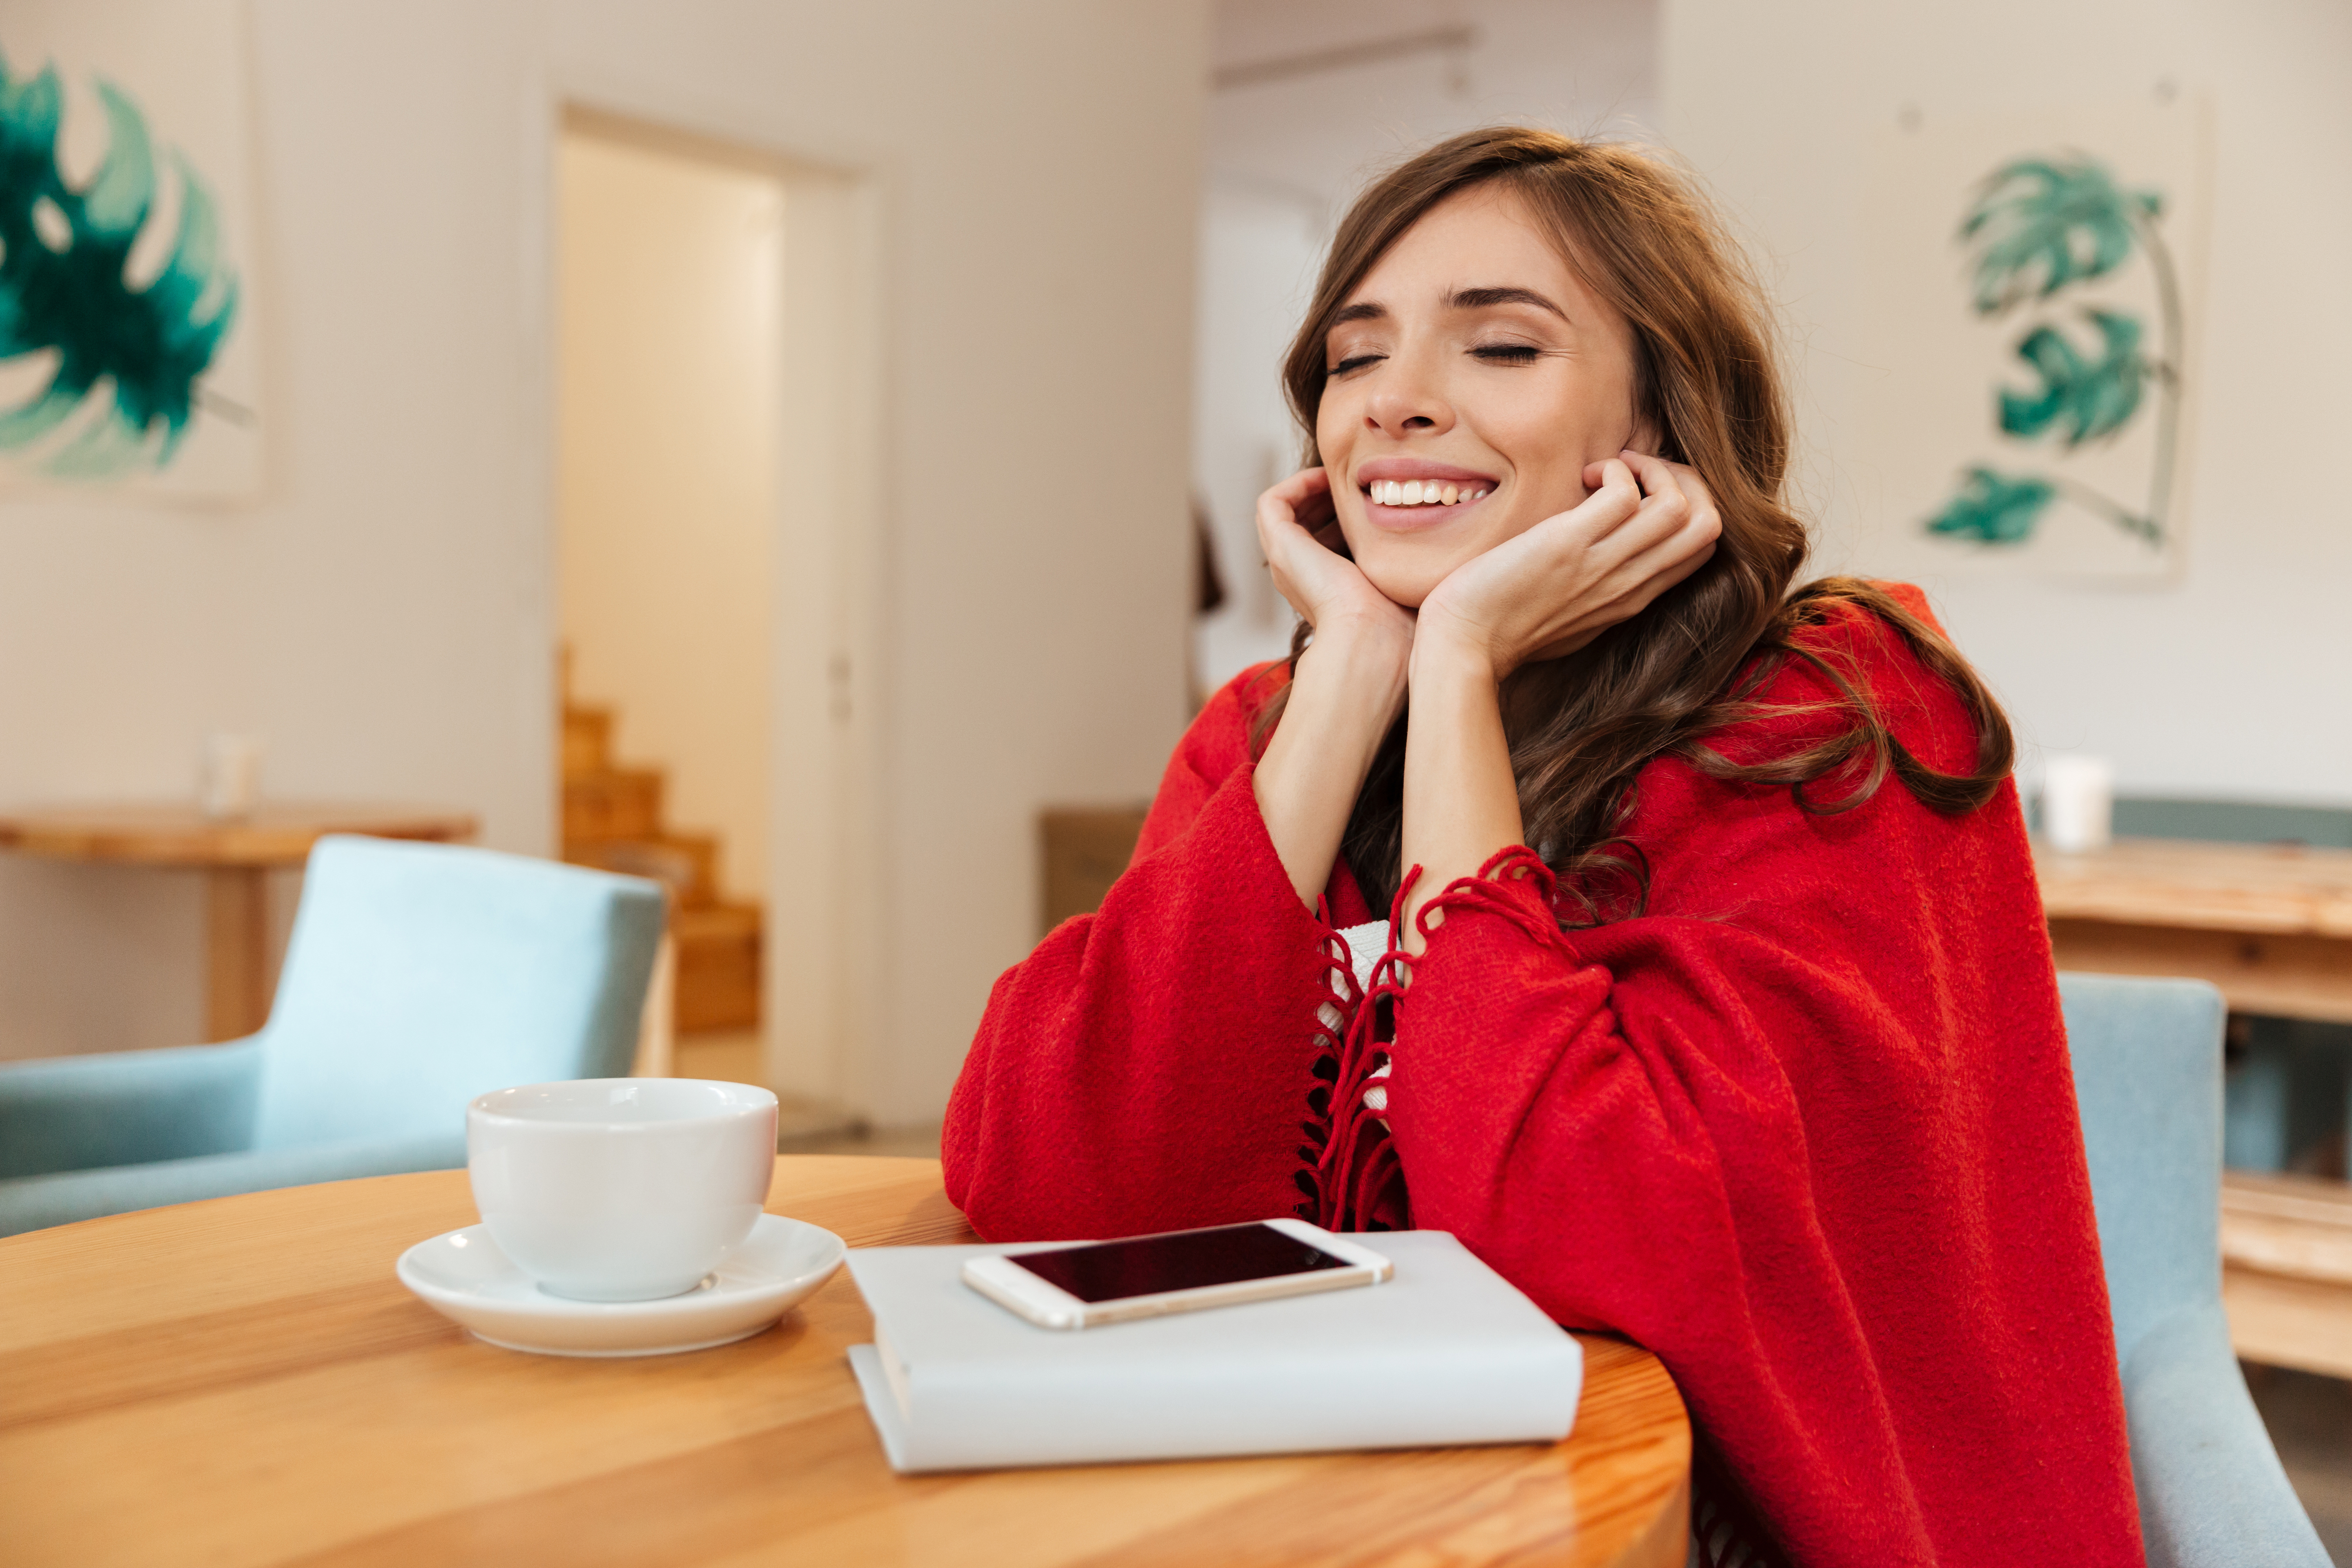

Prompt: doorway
[{"left": 552, "top": 105, "right": 881, "bottom": 1114}]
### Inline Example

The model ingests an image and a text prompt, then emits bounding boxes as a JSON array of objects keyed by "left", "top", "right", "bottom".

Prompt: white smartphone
[{"left": 959, "top": 1218, "right": 1392, "bottom": 1330}]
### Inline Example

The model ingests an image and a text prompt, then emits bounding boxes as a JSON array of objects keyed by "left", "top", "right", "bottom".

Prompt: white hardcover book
[{"left": 845, "top": 1231, "right": 1583, "bottom": 1473}]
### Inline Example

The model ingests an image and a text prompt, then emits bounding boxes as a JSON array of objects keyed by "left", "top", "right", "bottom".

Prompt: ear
[{"left": 1624, "top": 409, "right": 1666, "bottom": 460}]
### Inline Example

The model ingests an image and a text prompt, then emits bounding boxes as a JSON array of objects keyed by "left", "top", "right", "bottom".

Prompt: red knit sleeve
[
  {"left": 1379, "top": 602, "right": 2142, "bottom": 1568},
  {"left": 943, "top": 665, "right": 1352, "bottom": 1241}
]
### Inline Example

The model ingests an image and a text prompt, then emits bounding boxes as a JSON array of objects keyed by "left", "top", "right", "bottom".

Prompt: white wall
[
  {"left": 0, "top": 0, "right": 1206, "bottom": 1120},
  {"left": 1194, "top": 0, "right": 1661, "bottom": 690},
  {"left": 1661, "top": 0, "right": 2352, "bottom": 805},
  {"left": 559, "top": 128, "right": 777, "bottom": 902}
]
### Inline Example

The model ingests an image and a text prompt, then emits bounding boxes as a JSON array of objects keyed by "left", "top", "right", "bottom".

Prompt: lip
[{"left": 1353, "top": 458, "right": 1500, "bottom": 487}]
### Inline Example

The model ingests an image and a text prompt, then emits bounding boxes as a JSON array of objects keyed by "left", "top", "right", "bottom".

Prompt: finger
[
  {"left": 1257, "top": 469, "right": 1327, "bottom": 549},
  {"left": 1270, "top": 465, "right": 1329, "bottom": 501},
  {"left": 1570, "top": 460, "right": 1689, "bottom": 570},
  {"left": 1292, "top": 479, "right": 1338, "bottom": 531},
  {"left": 1637, "top": 452, "right": 1715, "bottom": 514},
  {"left": 1619, "top": 449, "right": 1686, "bottom": 505},
  {"left": 1563, "top": 458, "right": 1645, "bottom": 541},
  {"left": 1592, "top": 514, "right": 1720, "bottom": 616},
  {"left": 1602, "top": 454, "right": 1701, "bottom": 563},
  {"left": 1624, "top": 451, "right": 1723, "bottom": 559}
]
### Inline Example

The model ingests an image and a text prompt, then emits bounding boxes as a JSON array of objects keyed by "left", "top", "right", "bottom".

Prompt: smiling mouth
[{"left": 1364, "top": 478, "right": 1493, "bottom": 508}]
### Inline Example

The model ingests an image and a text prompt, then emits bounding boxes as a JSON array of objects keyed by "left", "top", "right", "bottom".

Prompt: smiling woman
[{"left": 944, "top": 129, "right": 2142, "bottom": 1568}]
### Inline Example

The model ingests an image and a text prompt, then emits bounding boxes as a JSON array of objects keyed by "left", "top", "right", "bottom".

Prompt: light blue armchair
[
  {"left": 2060, "top": 971, "right": 2329, "bottom": 1567},
  {"left": 0, "top": 834, "right": 665, "bottom": 1237}
]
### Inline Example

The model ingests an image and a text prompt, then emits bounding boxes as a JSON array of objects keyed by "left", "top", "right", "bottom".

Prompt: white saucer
[{"left": 396, "top": 1213, "right": 845, "bottom": 1357}]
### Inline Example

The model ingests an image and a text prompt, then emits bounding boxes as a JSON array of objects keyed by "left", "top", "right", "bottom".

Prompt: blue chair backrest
[
  {"left": 251, "top": 835, "right": 666, "bottom": 1150},
  {"left": 2059, "top": 971, "right": 2228, "bottom": 1366}
]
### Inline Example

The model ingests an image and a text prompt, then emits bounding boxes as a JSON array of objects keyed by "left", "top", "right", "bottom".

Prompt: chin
[{"left": 1356, "top": 561, "right": 1443, "bottom": 610}]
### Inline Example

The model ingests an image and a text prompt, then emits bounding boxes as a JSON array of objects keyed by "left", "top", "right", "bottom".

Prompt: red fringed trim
[
  {"left": 1290, "top": 898, "right": 1368, "bottom": 1223},
  {"left": 1412, "top": 844, "right": 1571, "bottom": 953},
  {"left": 1294, "top": 848, "right": 1566, "bottom": 1232},
  {"left": 1296, "top": 870, "right": 1424, "bottom": 1232}
]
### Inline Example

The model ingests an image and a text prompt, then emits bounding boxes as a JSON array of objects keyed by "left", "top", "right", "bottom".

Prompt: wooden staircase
[{"left": 561, "top": 693, "right": 762, "bottom": 1033}]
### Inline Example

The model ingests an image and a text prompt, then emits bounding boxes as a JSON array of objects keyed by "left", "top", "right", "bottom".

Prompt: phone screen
[{"left": 1006, "top": 1223, "right": 1352, "bottom": 1304}]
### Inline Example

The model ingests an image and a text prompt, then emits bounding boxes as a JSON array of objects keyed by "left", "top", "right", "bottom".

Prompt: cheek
[{"left": 1314, "top": 396, "right": 1355, "bottom": 468}]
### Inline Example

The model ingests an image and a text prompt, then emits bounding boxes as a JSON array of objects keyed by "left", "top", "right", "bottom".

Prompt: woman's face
[{"left": 1315, "top": 183, "right": 1650, "bottom": 608}]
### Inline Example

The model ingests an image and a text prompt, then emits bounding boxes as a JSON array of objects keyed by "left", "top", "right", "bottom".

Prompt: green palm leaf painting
[
  {"left": 1962, "top": 158, "right": 2160, "bottom": 314},
  {"left": 1926, "top": 151, "right": 2182, "bottom": 551},
  {"left": 1927, "top": 467, "right": 2057, "bottom": 543},
  {"left": 1999, "top": 310, "right": 2145, "bottom": 447},
  {"left": 0, "top": 51, "right": 239, "bottom": 477}
]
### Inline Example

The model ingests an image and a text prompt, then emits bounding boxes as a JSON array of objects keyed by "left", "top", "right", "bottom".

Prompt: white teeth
[{"left": 1369, "top": 479, "right": 1492, "bottom": 506}]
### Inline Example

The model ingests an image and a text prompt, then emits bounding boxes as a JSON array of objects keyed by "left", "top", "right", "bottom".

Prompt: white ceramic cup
[{"left": 467, "top": 1079, "right": 779, "bottom": 1302}]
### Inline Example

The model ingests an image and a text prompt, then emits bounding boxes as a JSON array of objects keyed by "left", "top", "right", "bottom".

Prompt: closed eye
[
  {"left": 1472, "top": 344, "right": 1542, "bottom": 364},
  {"left": 1330, "top": 353, "right": 1385, "bottom": 376}
]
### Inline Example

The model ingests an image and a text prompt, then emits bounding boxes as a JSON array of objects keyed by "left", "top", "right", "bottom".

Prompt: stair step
[
  {"left": 675, "top": 903, "right": 761, "bottom": 1032},
  {"left": 563, "top": 768, "right": 664, "bottom": 843},
  {"left": 562, "top": 706, "right": 613, "bottom": 777},
  {"left": 564, "top": 834, "right": 720, "bottom": 908}
]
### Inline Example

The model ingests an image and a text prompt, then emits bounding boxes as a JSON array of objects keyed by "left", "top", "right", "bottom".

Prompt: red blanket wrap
[{"left": 944, "top": 586, "right": 2143, "bottom": 1568}]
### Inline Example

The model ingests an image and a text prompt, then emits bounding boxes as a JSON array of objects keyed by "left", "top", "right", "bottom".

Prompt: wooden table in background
[
  {"left": 2036, "top": 837, "right": 2352, "bottom": 1378},
  {"left": 0, "top": 802, "right": 477, "bottom": 1042},
  {"left": 2036, "top": 836, "right": 2352, "bottom": 1023},
  {"left": 0, "top": 1157, "right": 1690, "bottom": 1568}
]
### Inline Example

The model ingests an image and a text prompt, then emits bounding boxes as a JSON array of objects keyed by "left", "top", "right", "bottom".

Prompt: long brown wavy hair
[{"left": 1250, "top": 127, "right": 2015, "bottom": 922}]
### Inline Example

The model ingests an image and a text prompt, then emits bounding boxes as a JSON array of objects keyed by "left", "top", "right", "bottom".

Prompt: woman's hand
[
  {"left": 1250, "top": 468, "right": 1415, "bottom": 910},
  {"left": 1413, "top": 452, "right": 1722, "bottom": 681},
  {"left": 1256, "top": 467, "right": 1414, "bottom": 655}
]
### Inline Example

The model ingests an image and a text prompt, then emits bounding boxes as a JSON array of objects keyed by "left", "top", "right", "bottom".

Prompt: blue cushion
[{"left": 0, "top": 835, "right": 663, "bottom": 1236}]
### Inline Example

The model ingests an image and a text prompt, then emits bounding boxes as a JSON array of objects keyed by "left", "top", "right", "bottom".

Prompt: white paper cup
[
  {"left": 2042, "top": 753, "right": 2115, "bottom": 854},
  {"left": 467, "top": 1079, "right": 778, "bottom": 1302}
]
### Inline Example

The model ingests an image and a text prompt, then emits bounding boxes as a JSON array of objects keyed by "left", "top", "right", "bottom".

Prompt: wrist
[
  {"left": 1299, "top": 615, "right": 1412, "bottom": 704},
  {"left": 1408, "top": 628, "right": 1501, "bottom": 692},
  {"left": 1309, "top": 605, "right": 1412, "bottom": 662}
]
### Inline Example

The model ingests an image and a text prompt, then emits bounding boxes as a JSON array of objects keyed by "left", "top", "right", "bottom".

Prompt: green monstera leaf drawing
[
  {"left": 0, "top": 53, "right": 239, "bottom": 477},
  {"left": 1927, "top": 147, "right": 2183, "bottom": 552},
  {"left": 1927, "top": 467, "right": 2057, "bottom": 543},
  {"left": 1999, "top": 309, "right": 2145, "bottom": 447},
  {"left": 1960, "top": 156, "right": 2160, "bottom": 316}
]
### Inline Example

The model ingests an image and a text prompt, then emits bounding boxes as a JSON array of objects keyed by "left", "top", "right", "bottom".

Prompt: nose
[{"left": 1361, "top": 347, "right": 1454, "bottom": 440}]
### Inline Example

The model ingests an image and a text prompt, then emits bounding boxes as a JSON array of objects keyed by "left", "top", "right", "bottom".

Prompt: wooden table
[
  {"left": 0, "top": 802, "right": 477, "bottom": 1042},
  {"left": 2036, "top": 836, "right": 2352, "bottom": 1023},
  {"left": 2036, "top": 837, "right": 2352, "bottom": 1378},
  {"left": 0, "top": 1157, "right": 1690, "bottom": 1568}
]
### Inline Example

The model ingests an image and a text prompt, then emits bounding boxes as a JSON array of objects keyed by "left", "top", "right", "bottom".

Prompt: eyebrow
[
  {"left": 1327, "top": 286, "right": 1570, "bottom": 329},
  {"left": 1450, "top": 286, "right": 1569, "bottom": 320}
]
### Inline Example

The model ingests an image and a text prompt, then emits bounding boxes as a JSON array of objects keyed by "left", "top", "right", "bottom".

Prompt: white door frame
[{"left": 538, "top": 99, "right": 887, "bottom": 1116}]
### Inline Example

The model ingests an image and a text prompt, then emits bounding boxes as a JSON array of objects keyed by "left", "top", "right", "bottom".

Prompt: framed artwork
[
  {"left": 0, "top": 0, "right": 260, "bottom": 500},
  {"left": 1858, "top": 96, "right": 2208, "bottom": 581}
]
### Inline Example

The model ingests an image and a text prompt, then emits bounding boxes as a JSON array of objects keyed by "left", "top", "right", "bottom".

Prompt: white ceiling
[{"left": 1207, "top": 0, "right": 1662, "bottom": 217}]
